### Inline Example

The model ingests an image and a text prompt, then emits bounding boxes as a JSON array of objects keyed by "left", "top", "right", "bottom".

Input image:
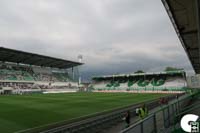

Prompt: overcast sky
[{"left": 0, "top": 0, "right": 194, "bottom": 81}]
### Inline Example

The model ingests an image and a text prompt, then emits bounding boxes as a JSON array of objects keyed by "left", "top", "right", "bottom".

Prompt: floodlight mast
[
  {"left": 78, "top": 55, "right": 83, "bottom": 63},
  {"left": 78, "top": 55, "right": 83, "bottom": 85}
]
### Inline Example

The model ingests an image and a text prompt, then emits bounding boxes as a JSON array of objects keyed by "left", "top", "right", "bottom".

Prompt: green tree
[
  {"left": 134, "top": 70, "right": 145, "bottom": 73},
  {"left": 164, "top": 67, "right": 183, "bottom": 71}
]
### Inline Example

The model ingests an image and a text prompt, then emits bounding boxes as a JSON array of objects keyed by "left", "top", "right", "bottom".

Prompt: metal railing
[{"left": 121, "top": 92, "right": 199, "bottom": 133}]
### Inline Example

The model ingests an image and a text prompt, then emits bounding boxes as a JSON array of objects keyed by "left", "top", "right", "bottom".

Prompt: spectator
[
  {"left": 138, "top": 104, "right": 148, "bottom": 119},
  {"left": 175, "top": 95, "right": 179, "bottom": 99},
  {"left": 135, "top": 108, "right": 140, "bottom": 116},
  {"left": 159, "top": 97, "right": 168, "bottom": 106},
  {"left": 159, "top": 97, "right": 164, "bottom": 105},
  {"left": 123, "top": 111, "right": 131, "bottom": 128},
  {"left": 125, "top": 111, "right": 130, "bottom": 127}
]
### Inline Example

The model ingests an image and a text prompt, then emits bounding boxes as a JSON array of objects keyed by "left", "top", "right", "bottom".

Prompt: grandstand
[
  {"left": 0, "top": 47, "right": 83, "bottom": 94},
  {"left": 92, "top": 70, "right": 187, "bottom": 93}
]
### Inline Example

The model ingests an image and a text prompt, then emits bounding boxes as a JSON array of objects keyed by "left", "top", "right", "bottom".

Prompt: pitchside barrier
[
  {"left": 120, "top": 92, "right": 199, "bottom": 133},
  {"left": 17, "top": 94, "right": 181, "bottom": 133},
  {"left": 93, "top": 90, "right": 184, "bottom": 94}
]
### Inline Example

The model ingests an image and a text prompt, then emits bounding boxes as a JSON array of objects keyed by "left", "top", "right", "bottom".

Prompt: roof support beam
[
  {"left": 28, "top": 58, "right": 44, "bottom": 65},
  {"left": 56, "top": 63, "right": 71, "bottom": 69},
  {"left": 50, "top": 61, "right": 66, "bottom": 68},
  {"left": 0, "top": 54, "right": 15, "bottom": 62},
  {"left": 182, "top": 30, "right": 198, "bottom": 35},
  {"left": 40, "top": 60, "right": 57, "bottom": 67},
  {"left": 17, "top": 55, "right": 34, "bottom": 63},
  {"left": 196, "top": 0, "right": 200, "bottom": 72}
]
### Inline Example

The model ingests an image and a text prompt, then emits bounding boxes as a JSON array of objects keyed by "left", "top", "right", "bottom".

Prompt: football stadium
[{"left": 0, "top": 0, "right": 200, "bottom": 133}]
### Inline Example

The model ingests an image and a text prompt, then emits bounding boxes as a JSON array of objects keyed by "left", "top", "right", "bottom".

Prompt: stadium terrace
[
  {"left": 91, "top": 70, "right": 187, "bottom": 93},
  {"left": 0, "top": 47, "right": 82, "bottom": 94}
]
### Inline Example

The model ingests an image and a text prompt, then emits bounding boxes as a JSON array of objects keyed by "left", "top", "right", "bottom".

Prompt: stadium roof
[
  {"left": 0, "top": 47, "right": 83, "bottom": 69},
  {"left": 162, "top": 0, "right": 200, "bottom": 74},
  {"left": 93, "top": 70, "right": 185, "bottom": 79}
]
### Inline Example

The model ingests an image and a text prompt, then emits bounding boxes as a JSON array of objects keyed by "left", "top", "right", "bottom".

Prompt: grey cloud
[{"left": 0, "top": 0, "right": 194, "bottom": 81}]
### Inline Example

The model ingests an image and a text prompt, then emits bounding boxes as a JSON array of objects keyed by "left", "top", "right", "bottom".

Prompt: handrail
[
  {"left": 180, "top": 100, "right": 200, "bottom": 112},
  {"left": 121, "top": 92, "right": 199, "bottom": 133},
  {"left": 175, "top": 103, "right": 200, "bottom": 117},
  {"left": 120, "top": 114, "right": 155, "bottom": 133}
]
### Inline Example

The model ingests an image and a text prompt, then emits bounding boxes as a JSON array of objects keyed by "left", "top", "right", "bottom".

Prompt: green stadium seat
[
  {"left": 106, "top": 81, "right": 115, "bottom": 88},
  {"left": 127, "top": 80, "right": 136, "bottom": 87},
  {"left": 151, "top": 79, "right": 165, "bottom": 86},
  {"left": 137, "top": 79, "right": 149, "bottom": 87},
  {"left": 106, "top": 83, "right": 112, "bottom": 87},
  {"left": 113, "top": 82, "right": 120, "bottom": 87},
  {"left": 53, "top": 72, "right": 71, "bottom": 82},
  {"left": 6, "top": 75, "right": 17, "bottom": 80}
]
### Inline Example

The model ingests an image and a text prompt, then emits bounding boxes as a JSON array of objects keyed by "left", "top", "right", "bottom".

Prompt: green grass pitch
[{"left": 0, "top": 92, "right": 168, "bottom": 133}]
